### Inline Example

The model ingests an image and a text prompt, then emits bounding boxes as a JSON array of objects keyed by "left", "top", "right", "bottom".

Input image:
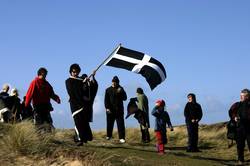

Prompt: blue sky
[{"left": 0, "top": 0, "right": 250, "bottom": 130}]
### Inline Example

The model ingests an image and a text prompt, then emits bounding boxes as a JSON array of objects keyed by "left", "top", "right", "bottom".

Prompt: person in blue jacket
[{"left": 152, "top": 99, "right": 173, "bottom": 155}]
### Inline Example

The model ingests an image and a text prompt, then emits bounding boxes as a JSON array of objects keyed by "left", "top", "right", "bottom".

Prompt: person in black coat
[
  {"left": 230, "top": 89, "right": 250, "bottom": 164},
  {"left": 0, "top": 84, "right": 10, "bottom": 122},
  {"left": 20, "top": 96, "right": 33, "bottom": 120},
  {"left": 80, "top": 74, "right": 98, "bottom": 123},
  {"left": 104, "top": 76, "right": 127, "bottom": 143},
  {"left": 8, "top": 88, "right": 22, "bottom": 123},
  {"left": 184, "top": 93, "right": 203, "bottom": 152},
  {"left": 65, "top": 64, "right": 97, "bottom": 146}
]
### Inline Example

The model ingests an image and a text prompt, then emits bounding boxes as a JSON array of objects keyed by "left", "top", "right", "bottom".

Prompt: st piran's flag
[{"left": 104, "top": 45, "right": 166, "bottom": 90}]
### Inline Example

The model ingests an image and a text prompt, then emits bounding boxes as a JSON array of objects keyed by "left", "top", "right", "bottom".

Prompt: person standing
[
  {"left": 8, "top": 88, "right": 21, "bottom": 122},
  {"left": 152, "top": 99, "right": 173, "bottom": 155},
  {"left": 0, "top": 84, "right": 10, "bottom": 122},
  {"left": 0, "top": 84, "right": 10, "bottom": 97},
  {"left": 136, "top": 87, "right": 150, "bottom": 143},
  {"left": 25, "top": 67, "right": 61, "bottom": 132},
  {"left": 20, "top": 96, "right": 33, "bottom": 120},
  {"left": 230, "top": 89, "right": 250, "bottom": 164},
  {"left": 80, "top": 73, "right": 98, "bottom": 124},
  {"left": 184, "top": 93, "right": 203, "bottom": 152},
  {"left": 105, "top": 76, "right": 127, "bottom": 143},
  {"left": 65, "top": 64, "right": 97, "bottom": 146}
]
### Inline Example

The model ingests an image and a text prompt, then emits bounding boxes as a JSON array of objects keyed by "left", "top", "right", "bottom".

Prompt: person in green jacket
[{"left": 136, "top": 87, "right": 150, "bottom": 143}]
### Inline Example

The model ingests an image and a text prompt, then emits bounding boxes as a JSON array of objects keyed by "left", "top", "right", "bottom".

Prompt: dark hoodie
[
  {"left": 104, "top": 84, "right": 127, "bottom": 114},
  {"left": 184, "top": 94, "right": 203, "bottom": 123}
]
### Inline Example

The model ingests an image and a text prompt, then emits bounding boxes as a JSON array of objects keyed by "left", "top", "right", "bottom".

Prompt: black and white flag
[{"left": 104, "top": 45, "right": 166, "bottom": 90}]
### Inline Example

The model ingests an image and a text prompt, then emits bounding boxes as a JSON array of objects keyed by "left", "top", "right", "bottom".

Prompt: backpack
[
  {"left": 227, "top": 102, "right": 240, "bottom": 140},
  {"left": 226, "top": 119, "right": 237, "bottom": 148},
  {"left": 226, "top": 119, "right": 237, "bottom": 140}
]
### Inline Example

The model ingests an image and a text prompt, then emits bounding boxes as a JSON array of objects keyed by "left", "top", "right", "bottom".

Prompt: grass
[{"left": 0, "top": 121, "right": 247, "bottom": 165}]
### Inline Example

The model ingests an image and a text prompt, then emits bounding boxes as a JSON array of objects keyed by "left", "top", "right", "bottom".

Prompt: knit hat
[
  {"left": 112, "top": 76, "right": 120, "bottom": 84},
  {"left": 155, "top": 99, "right": 165, "bottom": 107},
  {"left": 136, "top": 87, "right": 144, "bottom": 94}
]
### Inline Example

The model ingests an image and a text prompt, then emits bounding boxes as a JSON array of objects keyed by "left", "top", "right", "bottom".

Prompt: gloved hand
[
  {"left": 56, "top": 98, "right": 61, "bottom": 104},
  {"left": 106, "top": 109, "right": 111, "bottom": 114}
]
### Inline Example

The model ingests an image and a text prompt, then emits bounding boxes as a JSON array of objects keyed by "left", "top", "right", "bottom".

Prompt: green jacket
[{"left": 137, "top": 94, "right": 150, "bottom": 128}]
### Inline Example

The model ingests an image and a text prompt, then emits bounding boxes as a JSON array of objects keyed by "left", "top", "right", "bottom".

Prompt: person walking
[
  {"left": 25, "top": 67, "right": 61, "bottom": 132},
  {"left": 230, "top": 89, "right": 250, "bottom": 164}
]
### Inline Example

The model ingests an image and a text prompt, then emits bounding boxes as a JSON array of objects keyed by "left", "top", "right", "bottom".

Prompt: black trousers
[
  {"left": 73, "top": 109, "right": 93, "bottom": 143},
  {"left": 140, "top": 125, "right": 150, "bottom": 143},
  {"left": 186, "top": 122, "right": 199, "bottom": 150},
  {"left": 33, "top": 108, "right": 54, "bottom": 133},
  {"left": 236, "top": 124, "right": 250, "bottom": 162},
  {"left": 106, "top": 112, "right": 125, "bottom": 139}
]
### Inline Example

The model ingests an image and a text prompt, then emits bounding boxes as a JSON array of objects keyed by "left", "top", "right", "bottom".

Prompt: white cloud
[
  {"left": 93, "top": 95, "right": 105, "bottom": 115},
  {"left": 168, "top": 103, "right": 182, "bottom": 111}
]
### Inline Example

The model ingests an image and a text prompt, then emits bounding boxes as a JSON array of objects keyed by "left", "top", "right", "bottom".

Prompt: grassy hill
[{"left": 0, "top": 121, "right": 247, "bottom": 166}]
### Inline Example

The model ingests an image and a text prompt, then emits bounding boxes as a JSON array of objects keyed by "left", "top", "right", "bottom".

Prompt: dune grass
[
  {"left": 0, "top": 121, "right": 112, "bottom": 166},
  {"left": 0, "top": 121, "right": 245, "bottom": 165}
]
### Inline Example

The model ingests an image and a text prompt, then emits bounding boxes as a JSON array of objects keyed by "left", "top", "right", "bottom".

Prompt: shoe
[
  {"left": 237, "top": 161, "right": 244, "bottom": 165},
  {"left": 76, "top": 141, "right": 83, "bottom": 146},
  {"left": 119, "top": 139, "right": 126, "bottom": 143},
  {"left": 237, "top": 160, "right": 244, "bottom": 165},
  {"left": 106, "top": 137, "right": 111, "bottom": 140},
  {"left": 158, "top": 152, "right": 165, "bottom": 155},
  {"left": 193, "top": 149, "right": 202, "bottom": 152}
]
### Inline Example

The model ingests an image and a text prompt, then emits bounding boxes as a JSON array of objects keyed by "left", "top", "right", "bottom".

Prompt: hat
[
  {"left": 155, "top": 99, "right": 165, "bottom": 107},
  {"left": 112, "top": 76, "right": 120, "bottom": 84},
  {"left": 81, "top": 74, "right": 88, "bottom": 80},
  {"left": 136, "top": 87, "right": 144, "bottom": 94}
]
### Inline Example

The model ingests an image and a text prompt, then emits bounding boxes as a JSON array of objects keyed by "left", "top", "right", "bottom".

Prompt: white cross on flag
[{"left": 104, "top": 45, "right": 167, "bottom": 90}]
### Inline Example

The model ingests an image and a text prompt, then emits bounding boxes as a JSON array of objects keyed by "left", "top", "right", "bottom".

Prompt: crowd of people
[
  {"left": 0, "top": 85, "right": 33, "bottom": 123},
  {"left": 0, "top": 64, "right": 250, "bottom": 164}
]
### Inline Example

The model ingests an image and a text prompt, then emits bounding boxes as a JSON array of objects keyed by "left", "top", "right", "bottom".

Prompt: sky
[{"left": 0, "top": 0, "right": 250, "bottom": 130}]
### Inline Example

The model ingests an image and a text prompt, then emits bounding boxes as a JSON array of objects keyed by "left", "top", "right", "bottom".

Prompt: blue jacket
[{"left": 152, "top": 106, "right": 173, "bottom": 133}]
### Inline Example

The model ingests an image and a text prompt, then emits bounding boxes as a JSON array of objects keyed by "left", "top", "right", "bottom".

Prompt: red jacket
[{"left": 25, "top": 77, "right": 60, "bottom": 107}]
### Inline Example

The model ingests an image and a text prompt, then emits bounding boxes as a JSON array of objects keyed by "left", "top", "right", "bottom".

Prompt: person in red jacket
[{"left": 25, "top": 67, "right": 60, "bottom": 132}]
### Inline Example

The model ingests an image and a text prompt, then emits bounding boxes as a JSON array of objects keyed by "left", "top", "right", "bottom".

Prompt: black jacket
[
  {"left": 104, "top": 85, "right": 127, "bottom": 113},
  {"left": 0, "top": 92, "right": 10, "bottom": 109},
  {"left": 238, "top": 100, "right": 250, "bottom": 122},
  {"left": 184, "top": 102, "right": 203, "bottom": 123},
  {"left": 65, "top": 77, "right": 89, "bottom": 112},
  {"left": 85, "top": 78, "right": 98, "bottom": 122}
]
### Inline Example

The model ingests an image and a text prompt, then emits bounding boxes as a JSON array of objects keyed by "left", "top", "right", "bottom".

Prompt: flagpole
[{"left": 88, "top": 43, "right": 121, "bottom": 78}]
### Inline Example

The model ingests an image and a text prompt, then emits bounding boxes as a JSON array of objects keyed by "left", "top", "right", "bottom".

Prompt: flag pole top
[{"left": 89, "top": 43, "right": 122, "bottom": 78}]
